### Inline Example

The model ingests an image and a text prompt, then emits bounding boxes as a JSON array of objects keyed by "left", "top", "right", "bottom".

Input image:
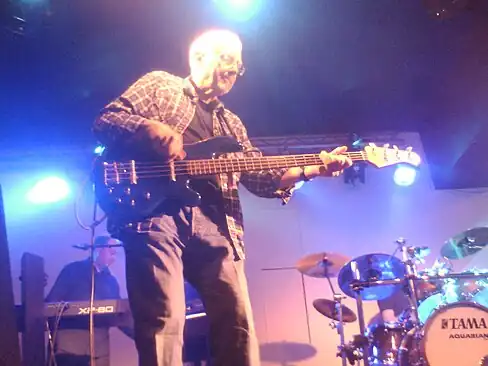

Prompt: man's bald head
[{"left": 188, "top": 29, "right": 244, "bottom": 98}]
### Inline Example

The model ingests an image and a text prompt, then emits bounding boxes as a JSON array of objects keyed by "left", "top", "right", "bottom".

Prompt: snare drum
[
  {"left": 366, "top": 322, "right": 407, "bottom": 365},
  {"left": 399, "top": 302, "right": 488, "bottom": 366}
]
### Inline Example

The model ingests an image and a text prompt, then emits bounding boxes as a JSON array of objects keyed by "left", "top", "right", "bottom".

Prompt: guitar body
[{"left": 93, "top": 136, "right": 243, "bottom": 222}]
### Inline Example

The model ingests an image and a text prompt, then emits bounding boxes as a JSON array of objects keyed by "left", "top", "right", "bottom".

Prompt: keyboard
[{"left": 44, "top": 298, "right": 206, "bottom": 319}]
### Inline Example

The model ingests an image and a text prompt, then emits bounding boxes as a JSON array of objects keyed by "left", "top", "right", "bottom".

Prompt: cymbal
[
  {"left": 338, "top": 253, "right": 405, "bottom": 301},
  {"left": 441, "top": 227, "right": 488, "bottom": 260},
  {"left": 296, "top": 252, "right": 351, "bottom": 278},
  {"left": 312, "top": 298, "right": 357, "bottom": 323}
]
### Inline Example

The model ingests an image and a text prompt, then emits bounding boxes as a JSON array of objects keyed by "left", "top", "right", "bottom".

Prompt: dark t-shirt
[
  {"left": 46, "top": 259, "right": 121, "bottom": 330},
  {"left": 46, "top": 259, "right": 120, "bottom": 302},
  {"left": 183, "top": 101, "right": 226, "bottom": 226},
  {"left": 45, "top": 259, "right": 122, "bottom": 361}
]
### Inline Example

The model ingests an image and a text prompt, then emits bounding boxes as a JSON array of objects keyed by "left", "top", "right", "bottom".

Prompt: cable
[
  {"left": 45, "top": 319, "right": 57, "bottom": 366},
  {"left": 74, "top": 157, "right": 107, "bottom": 231},
  {"left": 46, "top": 302, "right": 69, "bottom": 366},
  {"left": 88, "top": 183, "right": 101, "bottom": 366}
]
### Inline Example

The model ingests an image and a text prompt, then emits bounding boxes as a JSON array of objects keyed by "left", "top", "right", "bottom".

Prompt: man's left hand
[{"left": 304, "top": 146, "right": 353, "bottom": 178}]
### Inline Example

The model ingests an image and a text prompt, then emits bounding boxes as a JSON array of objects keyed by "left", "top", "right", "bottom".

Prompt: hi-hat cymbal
[
  {"left": 296, "top": 252, "right": 351, "bottom": 278},
  {"left": 441, "top": 227, "right": 488, "bottom": 260},
  {"left": 312, "top": 298, "right": 357, "bottom": 323},
  {"left": 338, "top": 253, "right": 405, "bottom": 301}
]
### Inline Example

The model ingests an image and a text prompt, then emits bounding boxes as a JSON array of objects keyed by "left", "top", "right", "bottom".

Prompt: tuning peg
[
  {"left": 393, "top": 145, "right": 399, "bottom": 150},
  {"left": 383, "top": 143, "right": 390, "bottom": 148},
  {"left": 368, "top": 143, "right": 377, "bottom": 147},
  {"left": 406, "top": 146, "right": 413, "bottom": 152}
]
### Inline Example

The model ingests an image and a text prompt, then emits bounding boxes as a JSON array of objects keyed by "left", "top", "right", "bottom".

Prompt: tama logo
[
  {"left": 441, "top": 317, "right": 488, "bottom": 330},
  {"left": 78, "top": 306, "right": 115, "bottom": 315}
]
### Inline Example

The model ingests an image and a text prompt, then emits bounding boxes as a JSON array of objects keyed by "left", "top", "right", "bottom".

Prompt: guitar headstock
[{"left": 364, "top": 143, "right": 421, "bottom": 168}]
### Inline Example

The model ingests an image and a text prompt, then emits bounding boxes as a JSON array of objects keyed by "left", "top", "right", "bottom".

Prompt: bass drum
[
  {"left": 398, "top": 302, "right": 488, "bottom": 366},
  {"left": 417, "top": 273, "right": 488, "bottom": 324}
]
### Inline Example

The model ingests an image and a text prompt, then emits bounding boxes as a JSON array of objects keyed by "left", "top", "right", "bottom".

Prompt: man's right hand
[{"left": 138, "top": 120, "right": 186, "bottom": 161}]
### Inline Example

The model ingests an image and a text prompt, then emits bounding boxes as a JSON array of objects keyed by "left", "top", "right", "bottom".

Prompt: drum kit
[{"left": 296, "top": 228, "right": 488, "bottom": 366}]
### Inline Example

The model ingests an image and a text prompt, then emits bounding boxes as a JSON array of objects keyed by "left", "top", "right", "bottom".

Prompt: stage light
[
  {"left": 26, "top": 176, "right": 70, "bottom": 204},
  {"left": 94, "top": 145, "right": 105, "bottom": 155},
  {"left": 213, "top": 0, "right": 261, "bottom": 21},
  {"left": 393, "top": 165, "right": 417, "bottom": 187}
]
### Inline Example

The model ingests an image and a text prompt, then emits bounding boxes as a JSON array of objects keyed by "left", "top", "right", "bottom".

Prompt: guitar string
[
  {"left": 105, "top": 153, "right": 367, "bottom": 172},
  {"left": 130, "top": 152, "right": 367, "bottom": 165},
  {"left": 105, "top": 155, "right": 370, "bottom": 179},
  {"left": 108, "top": 155, "right": 366, "bottom": 175}
]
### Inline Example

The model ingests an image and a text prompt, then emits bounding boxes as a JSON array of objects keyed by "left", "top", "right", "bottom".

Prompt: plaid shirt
[{"left": 93, "top": 71, "right": 294, "bottom": 259}]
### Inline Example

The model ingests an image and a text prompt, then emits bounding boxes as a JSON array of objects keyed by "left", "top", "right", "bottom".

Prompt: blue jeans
[{"left": 120, "top": 206, "right": 260, "bottom": 366}]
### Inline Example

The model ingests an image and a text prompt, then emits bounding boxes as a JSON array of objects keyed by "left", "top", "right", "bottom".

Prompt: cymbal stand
[
  {"left": 350, "top": 260, "right": 370, "bottom": 366},
  {"left": 324, "top": 270, "right": 348, "bottom": 366},
  {"left": 396, "top": 238, "right": 421, "bottom": 327}
]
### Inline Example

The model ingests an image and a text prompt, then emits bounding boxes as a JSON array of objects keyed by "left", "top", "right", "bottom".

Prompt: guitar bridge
[{"left": 103, "top": 161, "right": 138, "bottom": 186}]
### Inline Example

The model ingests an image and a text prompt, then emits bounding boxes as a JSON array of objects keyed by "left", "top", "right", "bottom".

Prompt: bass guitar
[{"left": 93, "top": 136, "right": 421, "bottom": 222}]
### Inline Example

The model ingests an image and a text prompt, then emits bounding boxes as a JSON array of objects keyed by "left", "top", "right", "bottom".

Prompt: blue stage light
[
  {"left": 213, "top": 0, "right": 261, "bottom": 21},
  {"left": 94, "top": 145, "right": 105, "bottom": 155},
  {"left": 26, "top": 176, "right": 71, "bottom": 204},
  {"left": 393, "top": 165, "right": 417, "bottom": 186}
]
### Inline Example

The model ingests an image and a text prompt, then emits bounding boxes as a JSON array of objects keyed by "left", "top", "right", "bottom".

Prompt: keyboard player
[{"left": 45, "top": 236, "right": 134, "bottom": 366}]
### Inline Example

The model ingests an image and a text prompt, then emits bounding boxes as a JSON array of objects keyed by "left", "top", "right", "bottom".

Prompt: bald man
[{"left": 93, "top": 29, "right": 351, "bottom": 366}]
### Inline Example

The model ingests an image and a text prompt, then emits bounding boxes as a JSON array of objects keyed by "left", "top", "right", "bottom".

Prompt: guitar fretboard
[{"left": 168, "top": 152, "right": 367, "bottom": 176}]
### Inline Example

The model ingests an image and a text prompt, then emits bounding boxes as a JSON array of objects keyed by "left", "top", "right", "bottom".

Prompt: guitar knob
[
  {"left": 145, "top": 192, "right": 151, "bottom": 200},
  {"left": 130, "top": 200, "right": 136, "bottom": 206},
  {"left": 124, "top": 187, "right": 131, "bottom": 195},
  {"left": 116, "top": 198, "right": 122, "bottom": 204},
  {"left": 108, "top": 188, "right": 113, "bottom": 195}
]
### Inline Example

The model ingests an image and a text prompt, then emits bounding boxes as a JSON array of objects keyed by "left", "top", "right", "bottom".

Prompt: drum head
[{"left": 423, "top": 302, "right": 488, "bottom": 366}]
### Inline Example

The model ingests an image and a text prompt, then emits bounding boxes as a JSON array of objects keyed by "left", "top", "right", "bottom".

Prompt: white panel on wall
[
  {"left": 251, "top": 269, "right": 313, "bottom": 366},
  {"left": 4, "top": 132, "right": 488, "bottom": 365}
]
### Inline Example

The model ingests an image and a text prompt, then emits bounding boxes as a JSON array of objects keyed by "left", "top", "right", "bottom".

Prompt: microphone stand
[
  {"left": 88, "top": 200, "right": 98, "bottom": 366},
  {"left": 323, "top": 264, "right": 347, "bottom": 366}
]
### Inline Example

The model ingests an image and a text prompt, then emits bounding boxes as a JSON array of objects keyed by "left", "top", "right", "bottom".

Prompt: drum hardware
[
  {"left": 337, "top": 253, "right": 406, "bottom": 301},
  {"left": 397, "top": 238, "right": 421, "bottom": 327},
  {"left": 313, "top": 298, "right": 357, "bottom": 323},
  {"left": 297, "top": 252, "right": 361, "bottom": 365},
  {"left": 295, "top": 252, "right": 350, "bottom": 278},
  {"left": 480, "top": 355, "right": 488, "bottom": 366},
  {"left": 296, "top": 229, "right": 488, "bottom": 366},
  {"left": 319, "top": 256, "right": 353, "bottom": 366},
  {"left": 440, "top": 227, "right": 488, "bottom": 260}
]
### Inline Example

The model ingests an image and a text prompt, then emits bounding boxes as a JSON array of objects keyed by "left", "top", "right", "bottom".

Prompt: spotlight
[
  {"left": 26, "top": 176, "right": 70, "bottom": 204},
  {"left": 393, "top": 165, "right": 417, "bottom": 186},
  {"left": 94, "top": 145, "right": 105, "bottom": 155},
  {"left": 213, "top": 0, "right": 261, "bottom": 21}
]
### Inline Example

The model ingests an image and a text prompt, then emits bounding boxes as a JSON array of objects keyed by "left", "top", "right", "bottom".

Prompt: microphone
[{"left": 72, "top": 242, "right": 124, "bottom": 250}]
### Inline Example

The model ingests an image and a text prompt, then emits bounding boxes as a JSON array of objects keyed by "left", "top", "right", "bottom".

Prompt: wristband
[{"left": 300, "top": 167, "right": 312, "bottom": 182}]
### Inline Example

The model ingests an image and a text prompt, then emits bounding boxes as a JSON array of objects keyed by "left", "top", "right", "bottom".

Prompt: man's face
[
  {"left": 96, "top": 240, "right": 117, "bottom": 268},
  {"left": 192, "top": 44, "right": 244, "bottom": 96}
]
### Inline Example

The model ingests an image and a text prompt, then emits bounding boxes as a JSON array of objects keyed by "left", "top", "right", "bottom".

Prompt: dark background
[{"left": 2, "top": 0, "right": 488, "bottom": 189}]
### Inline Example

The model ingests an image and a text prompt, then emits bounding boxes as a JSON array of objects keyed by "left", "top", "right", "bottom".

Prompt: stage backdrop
[{"left": 2, "top": 132, "right": 488, "bottom": 366}]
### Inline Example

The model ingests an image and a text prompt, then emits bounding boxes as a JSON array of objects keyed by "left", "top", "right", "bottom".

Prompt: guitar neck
[{"left": 183, "top": 152, "right": 367, "bottom": 176}]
